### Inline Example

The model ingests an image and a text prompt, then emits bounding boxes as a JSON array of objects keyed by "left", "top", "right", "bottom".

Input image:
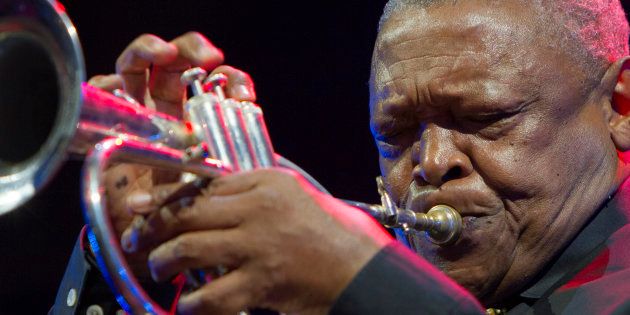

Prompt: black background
[{"left": 0, "top": 1, "right": 629, "bottom": 314}]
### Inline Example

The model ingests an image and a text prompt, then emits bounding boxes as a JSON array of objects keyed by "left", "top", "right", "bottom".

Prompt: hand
[
  {"left": 88, "top": 32, "right": 257, "bottom": 118},
  {"left": 123, "top": 169, "right": 393, "bottom": 314},
  {"left": 87, "top": 31, "right": 258, "bottom": 275}
]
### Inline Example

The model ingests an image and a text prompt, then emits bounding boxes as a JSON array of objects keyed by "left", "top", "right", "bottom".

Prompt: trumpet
[{"left": 0, "top": 1, "right": 462, "bottom": 314}]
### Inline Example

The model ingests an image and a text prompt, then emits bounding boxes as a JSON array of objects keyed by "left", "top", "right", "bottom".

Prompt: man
[{"left": 55, "top": 0, "right": 630, "bottom": 314}]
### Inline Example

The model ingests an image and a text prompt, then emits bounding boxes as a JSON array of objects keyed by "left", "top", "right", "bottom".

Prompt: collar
[{"left": 518, "top": 193, "right": 629, "bottom": 299}]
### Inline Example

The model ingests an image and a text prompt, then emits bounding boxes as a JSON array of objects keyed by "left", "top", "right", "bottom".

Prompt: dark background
[{"left": 1, "top": 1, "right": 629, "bottom": 314}]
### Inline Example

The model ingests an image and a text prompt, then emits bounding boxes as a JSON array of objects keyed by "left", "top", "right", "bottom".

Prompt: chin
[{"left": 404, "top": 215, "right": 515, "bottom": 301}]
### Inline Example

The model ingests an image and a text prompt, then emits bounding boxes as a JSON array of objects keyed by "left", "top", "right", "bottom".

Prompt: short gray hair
[{"left": 379, "top": 0, "right": 629, "bottom": 80}]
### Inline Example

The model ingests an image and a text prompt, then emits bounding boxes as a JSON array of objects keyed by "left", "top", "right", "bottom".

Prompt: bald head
[{"left": 379, "top": 0, "right": 629, "bottom": 84}]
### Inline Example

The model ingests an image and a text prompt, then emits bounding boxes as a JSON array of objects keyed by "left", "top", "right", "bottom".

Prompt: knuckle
[
  {"left": 272, "top": 168, "right": 299, "bottom": 185},
  {"left": 136, "top": 33, "right": 160, "bottom": 44},
  {"left": 255, "top": 186, "right": 280, "bottom": 209},
  {"left": 229, "top": 67, "right": 251, "bottom": 81},
  {"left": 117, "top": 34, "right": 171, "bottom": 72},
  {"left": 171, "top": 236, "right": 196, "bottom": 261},
  {"left": 176, "top": 204, "right": 199, "bottom": 225},
  {"left": 130, "top": 34, "right": 163, "bottom": 53},
  {"left": 183, "top": 31, "right": 206, "bottom": 42},
  {"left": 181, "top": 32, "right": 224, "bottom": 61},
  {"left": 223, "top": 237, "right": 246, "bottom": 265},
  {"left": 257, "top": 258, "right": 285, "bottom": 298}
]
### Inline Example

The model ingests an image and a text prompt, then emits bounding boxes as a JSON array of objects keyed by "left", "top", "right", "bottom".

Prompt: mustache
[
  {"left": 400, "top": 179, "right": 504, "bottom": 217},
  {"left": 400, "top": 182, "right": 438, "bottom": 211}
]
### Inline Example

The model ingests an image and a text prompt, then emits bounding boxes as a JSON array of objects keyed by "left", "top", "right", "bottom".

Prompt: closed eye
[
  {"left": 458, "top": 111, "right": 521, "bottom": 139},
  {"left": 376, "top": 140, "right": 403, "bottom": 159},
  {"left": 467, "top": 111, "right": 515, "bottom": 124},
  {"left": 374, "top": 130, "right": 413, "bottom": 159}
]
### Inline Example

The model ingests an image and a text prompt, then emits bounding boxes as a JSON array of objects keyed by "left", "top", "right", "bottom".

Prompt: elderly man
[{"left": 54, "top": 0, "right": 630, "bottom": 314}]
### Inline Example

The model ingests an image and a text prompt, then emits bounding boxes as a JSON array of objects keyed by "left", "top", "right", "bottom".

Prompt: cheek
[
  {"left": 380, "top": 153, "right": 413, "bottom": 204},
  {"left": 469, "top": 111, "right": 587, "bottom": 200},
  {"left": 468, "top": 104, "right": 615, "bottom": 244}
]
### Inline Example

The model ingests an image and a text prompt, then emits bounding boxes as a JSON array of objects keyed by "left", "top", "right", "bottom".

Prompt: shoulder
[{"left": 547, "top": 224, "right": 630, "bottom": 314}]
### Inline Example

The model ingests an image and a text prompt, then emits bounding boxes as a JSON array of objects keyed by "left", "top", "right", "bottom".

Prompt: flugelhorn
[{"left": 0, "top": 1, "right": 462, "bottom": 314}]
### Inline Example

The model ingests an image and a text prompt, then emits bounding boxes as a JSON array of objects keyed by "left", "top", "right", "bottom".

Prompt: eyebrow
[{"left": 370, "top": 114, "right": 417, "bottom": 138}]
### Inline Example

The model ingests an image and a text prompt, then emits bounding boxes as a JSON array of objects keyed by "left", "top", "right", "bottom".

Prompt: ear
[{"left": 603, "top": 56, "right": 630, "bottom": 151}]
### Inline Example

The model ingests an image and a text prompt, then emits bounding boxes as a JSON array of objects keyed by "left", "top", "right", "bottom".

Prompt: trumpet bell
[{"left": 0, "top": 0, "right": 84, "bottom": 214}]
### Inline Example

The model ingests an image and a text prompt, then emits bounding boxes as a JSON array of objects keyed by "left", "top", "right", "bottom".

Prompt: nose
[{"left": 412, "top": 125, "right": 473, "bottom": 187}]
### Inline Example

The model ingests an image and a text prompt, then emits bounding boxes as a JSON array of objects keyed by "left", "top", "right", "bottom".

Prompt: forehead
[
  {"left": 370, "top": 2, "right": 570, "bottom": 113},
  {"left": 376, "top": 1, "right": 544, "bottom": 59}
]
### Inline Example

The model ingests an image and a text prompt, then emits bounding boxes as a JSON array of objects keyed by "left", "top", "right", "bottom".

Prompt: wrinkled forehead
[
  {"left": 369, "top": 2, "right": 586, "bottom": 113},
  {"left": 374, "top": 1, "right": 545, "bottom": 77},
  {"left": 375, "top": 1, "right": 548, "bottom": 49},
  {"left": 372, "top": 2, "right": 542, "bottom": 83}
]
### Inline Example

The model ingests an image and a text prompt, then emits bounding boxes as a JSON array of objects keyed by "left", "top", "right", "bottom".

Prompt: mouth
[{"left": 400, "top": 183, "right": 503, "bottom": 219}]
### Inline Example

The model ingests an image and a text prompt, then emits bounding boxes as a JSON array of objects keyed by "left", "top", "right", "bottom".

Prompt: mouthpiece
[{"left": 341, "top": 177, "right": 462, "bottom": 246}]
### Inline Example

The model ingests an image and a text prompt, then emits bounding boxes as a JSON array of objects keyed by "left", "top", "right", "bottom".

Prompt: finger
[
  {"left": 170, "top": 32, "right": 224, "bottom": 70},
  {"left": 169, "top": 32, "right": 224, "bottom": 71},
  {"left": 147, "top": 230, "right": 245, "bottom": 282},
  {"left": 116, "top": 34, "right": 178, "bottom": 104},
  {"left": 205, "top": 171, "right": 263, "bottom": 196},
  {"left": 123, "top": 191, "right": 252, "bottom": 253},
  {"left": 209, "top": 65, "right": 256, "bottom": 102},
  {"left": 103, "top": 164, "right": 153, "bottom": 238},
  {"left": 87, "top": 74, "right": 123, "bottom": 92},
  {"left": 125, "top": 178, "right": 208, "bottom": 215},
  {"left": 125, "top": 183, "right": 183, "bottom": 215},
  {"left": 125, "top": 191, "right": 154, "bottom": 215},
  {"left": 206, "top": 168, "right": 296, "bottom": 196},
  {"left": 178, "top": 270, "right": 253, "bottom": 315},
  {"left": 150, "top": 32, "right": 225, "bottom": 117}
]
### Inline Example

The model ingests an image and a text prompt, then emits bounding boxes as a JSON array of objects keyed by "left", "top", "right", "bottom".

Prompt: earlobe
[
  {"left": 606, "top": 57, "right": 630, "bottom": 151},
  {"left": 610, "top": 115, "right": 630, "bottom": 151}
]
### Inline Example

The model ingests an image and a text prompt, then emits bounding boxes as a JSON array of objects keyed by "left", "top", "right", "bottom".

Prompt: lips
[{"left": 401, "top": 182, "right": 503, "bottom": 218}]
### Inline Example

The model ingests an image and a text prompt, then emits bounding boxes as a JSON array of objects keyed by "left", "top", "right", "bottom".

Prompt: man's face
[{"left": 370, "top": 1, "right": 618, "bottom": 303}]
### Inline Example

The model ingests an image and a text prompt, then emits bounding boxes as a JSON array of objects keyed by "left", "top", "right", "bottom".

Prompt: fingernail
[
  {"left": 122, "top": 216, "right": 144, "bottom": 253},
  {"left": 121, "top": 228, "right": 134, "bottom": 252},
  {"left": 132, "top": 215, "right": 145, "bottom": 229},
  {"left": 148, "top": 248, "right": 164, "bottom": 281},
  {"left": 234, "top": 85, "right": 255, "bottom": 100},
  {"left": 127, "top": 191, "right": 152, "bottom": 210}
]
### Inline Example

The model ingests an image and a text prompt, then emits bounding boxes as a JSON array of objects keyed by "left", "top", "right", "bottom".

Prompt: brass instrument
[{"left": 0, "top": 1, "right": 462, "bottom": 314}]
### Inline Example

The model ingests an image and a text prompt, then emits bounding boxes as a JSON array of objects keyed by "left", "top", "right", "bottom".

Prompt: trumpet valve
[
  {"left": 204, "top": 73, "right": 228, "bottom": 100},
  {"left": 181, "top": 67, "right": 208, "bottom": 95}
]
